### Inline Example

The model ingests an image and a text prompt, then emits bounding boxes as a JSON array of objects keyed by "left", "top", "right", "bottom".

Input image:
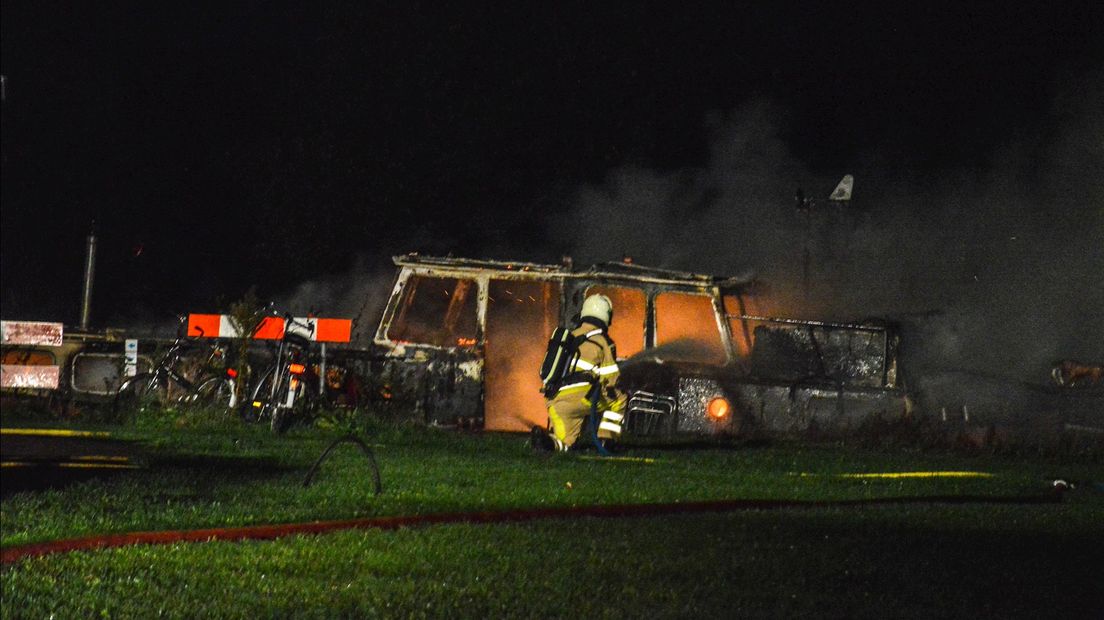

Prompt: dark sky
[{"left": 3, "top": 2, "right": 1103, "bottom": 328}]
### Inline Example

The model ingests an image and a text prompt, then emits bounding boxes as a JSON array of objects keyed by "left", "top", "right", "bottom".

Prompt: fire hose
[{"left": 587, "top": 384, "right": 612, "bottom": 457}]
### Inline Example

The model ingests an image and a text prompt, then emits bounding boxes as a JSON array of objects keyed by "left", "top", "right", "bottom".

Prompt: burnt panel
[
  {"left": 484, "top": 279, "right": 561, "bottom": 431},
  {"left": 749, "top": 325, "right": 887, "bottom": 388}
]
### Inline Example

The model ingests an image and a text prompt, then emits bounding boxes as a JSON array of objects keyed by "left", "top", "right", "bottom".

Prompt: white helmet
[{"left": 580, "top": 294, "right": 613, "bottom": 326}]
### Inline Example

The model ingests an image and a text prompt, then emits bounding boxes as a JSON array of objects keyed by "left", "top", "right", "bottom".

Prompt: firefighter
[{"left": 533, "top": 294, "right": 627, "bottom": 452}]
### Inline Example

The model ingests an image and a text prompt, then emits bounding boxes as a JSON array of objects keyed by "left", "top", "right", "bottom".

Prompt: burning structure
[
  {"left": 6, "top": 249, "right": 1095, "bottom": 447},
  {"left": 360, "top": 254, "right": 906, "bottom": 438}
]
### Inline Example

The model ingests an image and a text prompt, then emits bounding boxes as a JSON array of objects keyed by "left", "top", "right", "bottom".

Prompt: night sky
[{"left": 2, "top": 2, "right": 1102, "bottom": 353}]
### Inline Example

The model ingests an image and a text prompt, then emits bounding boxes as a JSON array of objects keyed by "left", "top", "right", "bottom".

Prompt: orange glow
[
  {"left": 723, "top": 293, "right": 764, "bottom": 357},
  {"left": 654, "top": 292, "right": 727, "bottom": 364},
  {"left": 707, "top": 397, "right": 730, "bottom": 420},
  {"left": 1, "top": 350, "right": 55, "bottom": 365},
  {"left": 585, "top": 285, "right": 645, "bottom": 358},
  {"left": 288, "top": 363, "right": 306, "bottom": 375},
  {"left": 484, "top": 279, "right": 561, "bottom": 431},
  {"left": 457, "top": 337, "right": 477, "bottom": 347}
]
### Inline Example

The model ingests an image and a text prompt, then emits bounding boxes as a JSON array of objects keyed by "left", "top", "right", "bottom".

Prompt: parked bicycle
[
  {"left": 244, "top": 313, "right": 326, "bottom": 432},
  {"left": 114, "top": 316, "right": 239, "bottom": 416}
]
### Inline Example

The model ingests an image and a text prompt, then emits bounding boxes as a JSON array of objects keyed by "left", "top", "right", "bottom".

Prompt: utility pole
[{"left": 80, "top": 223, "right": 98, "bottom": 329}]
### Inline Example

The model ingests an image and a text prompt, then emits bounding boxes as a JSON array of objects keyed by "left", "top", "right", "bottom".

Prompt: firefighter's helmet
[{"left": 580, "top": 294, "right": 613, "bottom": 326}]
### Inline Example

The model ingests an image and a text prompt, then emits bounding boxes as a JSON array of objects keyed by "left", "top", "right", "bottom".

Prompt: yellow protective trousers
[{"left": 546, "top": 384, "right": 624, "bottom": 450}]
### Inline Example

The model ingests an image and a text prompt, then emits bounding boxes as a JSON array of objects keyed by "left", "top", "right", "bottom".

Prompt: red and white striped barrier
[
  {"left": 1, "top": 321, "right": 63, "bottom": 390},
  {"left": 186, "top": 315, "right": 352, "bottom": 343}
]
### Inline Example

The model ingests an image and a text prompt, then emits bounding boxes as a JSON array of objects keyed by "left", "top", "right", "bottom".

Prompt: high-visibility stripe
[
  {"left": 187, "top": 314, "right": 222, "bottom": 339},
  {"left": 186, "top": 314, "right": 352, "bottom": 343},
  {"left": 568, "top": 359, "right": 618, "bottom": 375},
  {"left": 218, "top": 315, "right": 239, "bottom": 338},
  {"left": 572, "top": 359, "right": 597, "bottom": 371},
  {"left": 556, "top": 382, "right": 591, "bottom": 393},
  {"left": 599, "top": 420, "right": 622, "bottom": 434},
  {"left": 602, "top": 410, "right": 624, "bottom": 423},
  {"left": 253, "top": 316, "right": 286, "bottom": 340},
  {"left": 315, "top": 318, "right": 352, "bottom": 343}
]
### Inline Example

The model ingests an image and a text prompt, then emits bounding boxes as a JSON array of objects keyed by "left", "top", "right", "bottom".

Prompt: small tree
[{"left": 227, "top": 288, "right": 267, "bottom": 403}]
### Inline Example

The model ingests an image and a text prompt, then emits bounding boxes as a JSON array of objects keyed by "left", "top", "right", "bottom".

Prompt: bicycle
[
  {"left": 244, "top": 313, "right": 326, "bottom": 433},
  {"left": 114, "top": 316, "right": 239, "bottom": 416}
]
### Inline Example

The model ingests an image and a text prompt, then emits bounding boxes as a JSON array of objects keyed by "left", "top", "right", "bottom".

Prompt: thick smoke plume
[
  {"left": 274, "top": 73, "right": 1101, "bottom": 427},
  {"left": 558, "top": 80, "right": 1104, "bottom": 387}
]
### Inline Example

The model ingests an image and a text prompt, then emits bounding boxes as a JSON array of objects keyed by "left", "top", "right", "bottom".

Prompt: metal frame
[{"left": 375, "top": 254, "right": 758, "bottom": 364}]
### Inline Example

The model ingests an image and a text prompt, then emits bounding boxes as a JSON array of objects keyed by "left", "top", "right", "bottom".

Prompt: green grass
[
  {"left": 4, "top": 508, "right": 1103, "bottom": 619},
  {"left": 4, "top": 420, "right": 1099, "bottom": 547},
  {"left": 3, "top": 415, "right": 1103, "bottom": 618}
]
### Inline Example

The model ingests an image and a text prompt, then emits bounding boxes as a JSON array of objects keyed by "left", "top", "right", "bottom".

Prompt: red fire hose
[{"left": 1, "top": 492, "right": 1061, "bottom": 565}]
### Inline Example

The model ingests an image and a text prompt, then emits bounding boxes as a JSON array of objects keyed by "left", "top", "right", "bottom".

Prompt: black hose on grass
[{"left": 302, "top": 434, "right": 382, "bottom": 495}]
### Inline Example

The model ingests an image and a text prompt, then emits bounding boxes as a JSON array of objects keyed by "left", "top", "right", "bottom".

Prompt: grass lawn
[{"left": 2, "top": 414, "right": 1103, "bottom": 618}]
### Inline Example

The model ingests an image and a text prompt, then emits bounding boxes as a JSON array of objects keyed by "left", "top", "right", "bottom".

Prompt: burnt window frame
[
  {"left": 375, "top": 268, "right": 485, "bottom": 350},
  {"left": 569, "top": 280, "right": 738, "bottom": 367},
  {"left": 652, "top": 289, "right": 732, "bottom": 366},
  {"left": 582, "top": 283, "right": 649, "bottom": 360}
]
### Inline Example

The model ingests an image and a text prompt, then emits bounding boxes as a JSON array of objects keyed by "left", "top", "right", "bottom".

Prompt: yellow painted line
[
  {"left": 794, "top": 471, "right": 994, "bottom": 479},
  {"left": 578, "top": 455, "right": 657, "bottom": 464},
  {"left": 2, "top": 460, "right": 138, "bottom": 470},
  {"left": 0, "top": 428, "right": 112, "bottom": 438},
  {"left": 71, "top": 455, "right": 130, "bottom": 462},
  {"left": 57, "top": 462, "right": 139, "bottom": 470}
]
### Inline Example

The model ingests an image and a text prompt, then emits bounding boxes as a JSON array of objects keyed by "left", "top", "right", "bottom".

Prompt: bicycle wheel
[
  {"left": 243, "top": 366, "right": 278, "bottom": 424},
  {"left": 113, "top": 372, "right": 167, "bottom": 416},
  {"left": 271, "top": 382, "right": 320, "bottom": 433},
  {"left": 189, "top": 375, "right": 236, "bottom": 410}
]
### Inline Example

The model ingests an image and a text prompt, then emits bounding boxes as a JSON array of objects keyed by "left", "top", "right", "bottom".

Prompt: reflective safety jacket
[
  {"left": 550, "top": 321, "right": 627, "bottom": 436},
  {"left": 559, "top": 323, "right": 621, "bottom": 394}
]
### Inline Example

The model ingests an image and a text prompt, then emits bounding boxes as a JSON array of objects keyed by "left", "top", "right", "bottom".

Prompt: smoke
[
  {"left": 558, "top": 78, "right": 1104, "bottom": 385},
  {"left": 273, "top": 255, "right": 395, "bottom": 346},
  {"left": 267, "top": 71, "right": 1102, "bottom": 401}
]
